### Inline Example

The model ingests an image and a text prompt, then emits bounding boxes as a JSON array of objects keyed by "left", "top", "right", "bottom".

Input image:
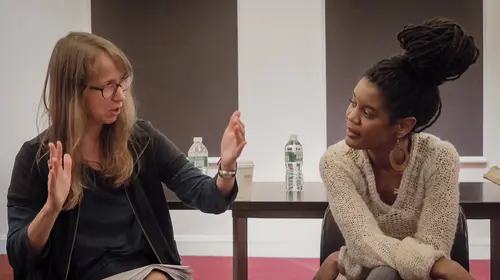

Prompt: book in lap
[{"left": 104, "top": 264, "right": 192, "bottom": 280}]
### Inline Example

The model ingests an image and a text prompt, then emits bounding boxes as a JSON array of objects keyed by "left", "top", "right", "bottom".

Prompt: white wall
[
  {"left": 0, "top": 0, "right": 498, "bottom": 262},
  {"left": 171, "top": 0, "right": 499, "bottom": 261},
  {"left": 0, "top": 0, "right": 92, "bottom": 253}
]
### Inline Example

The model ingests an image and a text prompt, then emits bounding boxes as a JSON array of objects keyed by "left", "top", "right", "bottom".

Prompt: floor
[{"left": 0, "top": 255, "right": 491, "bottom": 280}]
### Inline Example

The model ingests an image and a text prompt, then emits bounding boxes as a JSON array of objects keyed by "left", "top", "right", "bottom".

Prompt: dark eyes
[{"left": 349, "top": 98, "right": 372, "bottom": 118}]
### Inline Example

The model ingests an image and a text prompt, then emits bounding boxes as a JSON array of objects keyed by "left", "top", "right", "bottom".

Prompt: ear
[{"left": 395, "top": 117, "right": 416, "bottom": 138}]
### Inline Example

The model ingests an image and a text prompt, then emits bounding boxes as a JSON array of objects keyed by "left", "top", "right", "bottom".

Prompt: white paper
[{"left": 104, "top": 264, "right": 192, "bottom": 280}]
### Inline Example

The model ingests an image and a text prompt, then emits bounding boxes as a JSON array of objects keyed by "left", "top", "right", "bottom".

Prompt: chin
[
  {"left": 102, "top": 116, "right": 119, "bottom": 125},
  {"left": 344, "top": 136, "right": 364, "bottom": 150}
]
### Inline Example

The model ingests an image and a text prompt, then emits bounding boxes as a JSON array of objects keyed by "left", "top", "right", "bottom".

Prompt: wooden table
[{"left": 165, "top": 181, "right": 500, "bottom": 280}]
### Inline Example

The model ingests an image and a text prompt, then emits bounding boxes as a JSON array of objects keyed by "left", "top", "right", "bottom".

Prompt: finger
[
  {"left": 236, "top": 137, "right": 247, "bottom": 153},
  {"left": 52, "top": 157, "right": 59, "bottom": 178},
  {"left": 238, "top": 121, "right": 246, "bottom": 137},
  {"left": 229, "top": 111, "right": 241, "bottom": 125},
  {"left": 57, "top": 141, "right": 63, "bottom": 167},
  {"left": 234, "top": 129, "right": 246, "bottom": 145},
  {"left": 63, "top": 154, "right": 72, "bottom": 177},
  {"left": 48, "top": 169, "right": 56, "bottom": 190},
  {"left": 47, "top": 159, "right": 53, "bottom": 170},
  {"left": 48, "top": 142, "right": 56, "bottom": 160},
  {"left": 232, "top": 121, "right": 245, "bottom": 138},
  {"left": 231, "top": 110, "right": 241, "bottom": 120},
  {"left": 237, "top": 118, "right": 245, "bottom": 130}
]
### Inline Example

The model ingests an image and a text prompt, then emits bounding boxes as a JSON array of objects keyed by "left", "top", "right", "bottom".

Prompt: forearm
[
  {"left": 27, "top": 204, "right": 59, "bottom": 253},
  {"left": 166, "top": 160, "right": 237, "bottom": 214}
]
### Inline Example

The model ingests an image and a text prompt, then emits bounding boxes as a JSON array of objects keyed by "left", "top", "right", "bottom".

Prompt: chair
[{"left": 319, "top": 206, "right": 470, "bottom": 271}]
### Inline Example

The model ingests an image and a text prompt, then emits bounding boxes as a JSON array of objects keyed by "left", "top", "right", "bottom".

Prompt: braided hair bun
[{"left": 397, "top": 17, "right": 480, "bottom": 86}]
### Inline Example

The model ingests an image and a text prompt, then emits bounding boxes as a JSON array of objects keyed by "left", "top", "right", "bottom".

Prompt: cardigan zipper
[
  {"left": 64, "top": 207, "right": 80, "bottom": 280},
  {"left": 125, "top": 137, "right": 163, "bottom": 263},
  {"left": 125, "top": 190, "right": 163, "bottom": 264}
]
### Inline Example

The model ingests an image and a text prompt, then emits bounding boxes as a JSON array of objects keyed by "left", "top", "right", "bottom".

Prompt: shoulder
[
  {"left": 132, "top": 119, "right": 165, "bottom": 148},
  {"left": 320, "top": 139, "right": 359, "bottom": 169},
  {"left": 132, "top": 119, "right": 183, "bottom": 160},
  {"left": 132, "top": 119, "right": 176, "bottom": 146},
  {"left": 414, "top": 133, "right": 460, "bottom": 166},
  {"left": 8, "top": 133, "right": 48, "bottom": 206},
  {"left": 133, "top": 118, "right": 156, "bottom": 137},
  {"left": 319, "top": 139, "right": 363, "bottom": 180},
  {"left": 15, "top": 131, "right": 46, "bottom": 168}
]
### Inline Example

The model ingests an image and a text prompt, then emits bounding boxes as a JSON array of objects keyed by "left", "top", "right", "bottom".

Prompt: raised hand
[
  {"left": 220, "top": 111, "right": 247, "bottom": 169},
  {"left": 46, "top": 141, "right": 72, "bottom": 213}
]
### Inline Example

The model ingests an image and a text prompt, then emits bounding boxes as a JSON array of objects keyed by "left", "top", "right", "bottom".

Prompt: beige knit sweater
[{"left": 319, "top": 132, "right": 461, "bottom": 280}]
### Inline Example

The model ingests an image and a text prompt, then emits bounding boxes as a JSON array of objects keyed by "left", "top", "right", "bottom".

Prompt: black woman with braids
[{"left": 314, "top": 18, "right": 480, "bottom": 280}]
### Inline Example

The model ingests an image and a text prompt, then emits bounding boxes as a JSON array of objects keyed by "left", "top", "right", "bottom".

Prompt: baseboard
[
  {"left": 0, "top": 234, "right": 491, "bottom": 260},
  {"left": 0, "top": 234, "right": 6, "bottom": 254},
  {"left": 173, "top": 234, "right": 492, "bottom": 260}
]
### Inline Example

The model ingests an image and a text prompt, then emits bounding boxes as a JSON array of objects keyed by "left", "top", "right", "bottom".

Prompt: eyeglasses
[{"left": 88, "top": 75, "right": 133, "bottom": 99}]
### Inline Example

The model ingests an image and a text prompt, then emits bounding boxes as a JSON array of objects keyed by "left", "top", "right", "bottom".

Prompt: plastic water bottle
[
  {"left": 285, "top": 134, "right": 303, "bottom": 192},
  {"left": 188, "top": 137, "right": 208, "bottom": 174}
]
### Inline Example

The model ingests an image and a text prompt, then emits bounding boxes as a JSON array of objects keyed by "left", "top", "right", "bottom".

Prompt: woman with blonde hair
[{"left": 6, "top": 31, "right": 246, "bottom": 280}]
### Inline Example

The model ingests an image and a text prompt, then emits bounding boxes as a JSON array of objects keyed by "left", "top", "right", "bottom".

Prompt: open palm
[
  {"left": 46, "top": 141, "right": 72, "bottom": 212},
  {"left": 220, "top": 111, "right": 247, "bottom": 168}
]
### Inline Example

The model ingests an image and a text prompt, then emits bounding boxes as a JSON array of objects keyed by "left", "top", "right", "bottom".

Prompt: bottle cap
[
  {"left": 290, "top": 134, "right": 297, "bottom": 140},
  {"left": 193, "top": 137, "right": 203, "bottom": 143}
]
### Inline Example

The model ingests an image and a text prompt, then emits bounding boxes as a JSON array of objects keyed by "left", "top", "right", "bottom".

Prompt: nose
[
  {"left": 113, "top": 86, "right": 126, "bottom": 102},
  {"left": 346, "top": 108, "right": 360, "bottom": 125}
]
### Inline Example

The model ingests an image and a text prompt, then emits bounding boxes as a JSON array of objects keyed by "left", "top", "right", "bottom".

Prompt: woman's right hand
[
  {"left": 431, "top": 257, "right": 476, "bottom": 280},
  {"left": 45, "top": 141, "right": 72, "bottom": 213}
]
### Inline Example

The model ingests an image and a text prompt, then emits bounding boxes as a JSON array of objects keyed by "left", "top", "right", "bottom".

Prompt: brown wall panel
[
  {"left": 91, "top": 0, "right": 238, "bottom": 156},
  {"left": 326, "top": 0, "right": 483, "bottom": 156}
]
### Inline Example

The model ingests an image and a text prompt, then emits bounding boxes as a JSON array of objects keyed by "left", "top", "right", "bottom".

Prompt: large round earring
[{"left": 389, "top": 138, "right": 409, "bottom": 172}]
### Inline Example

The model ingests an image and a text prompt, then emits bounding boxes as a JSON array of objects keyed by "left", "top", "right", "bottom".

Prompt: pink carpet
[
  {"left": 0, "top": 255, "right": 491, "bottom": 280},
  {"left": 180, "top": 256, "right": 491, "bottom": 280}
]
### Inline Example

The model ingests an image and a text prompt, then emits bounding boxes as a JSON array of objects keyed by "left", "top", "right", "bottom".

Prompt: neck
[
  {"left": 82, "top": 122, "right": 102, "bottom": 161},
  {"left": 367, "top": 136, "right": 410, "bottom": 171},
  {"left": 85, "top": 122, "right": 102, "bottom": 143}
]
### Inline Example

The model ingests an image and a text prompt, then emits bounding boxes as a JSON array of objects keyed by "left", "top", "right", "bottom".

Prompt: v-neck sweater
[{"left": 319, "top": 132, "right": 461, "bottom": 280}]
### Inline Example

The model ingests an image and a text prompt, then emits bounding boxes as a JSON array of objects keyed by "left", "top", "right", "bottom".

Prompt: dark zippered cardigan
[{"left": 6, "top": 120, "right": 238, "bottom": 280}]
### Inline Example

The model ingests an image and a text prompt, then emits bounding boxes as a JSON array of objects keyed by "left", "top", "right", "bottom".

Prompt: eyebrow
[
  {"left": 352, "top": 92, "right": 377, "bottom": 111},
  {"left": 100, "top": 76, "right": 124, "bottom": 86}
]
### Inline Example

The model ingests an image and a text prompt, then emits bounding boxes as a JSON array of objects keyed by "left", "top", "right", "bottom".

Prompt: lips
[
  {"left": 110, "top": 107, "right": 121, "bottom": 114},
  {"left": 346, "top": 127, "right": 361, "bottom": 138}
]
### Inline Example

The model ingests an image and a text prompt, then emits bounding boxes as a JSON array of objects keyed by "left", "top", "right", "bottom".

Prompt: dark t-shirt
[{"left": 69, "top": 168, "right": 156, "bottom": 280}]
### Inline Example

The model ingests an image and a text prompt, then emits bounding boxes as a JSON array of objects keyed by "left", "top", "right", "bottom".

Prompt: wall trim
[
  {"left": 171, "top": 234, "right": 492, "bottom": 260},
  {"left": 0, "top": 234, "right": 6, "bottom": 254},
  {"left": 460, "top": 156, "right": 487, "bottom": 164},
  {"left": 209, "top": 156, "right": 487, "bottom": 164},
  {"left": 0, "top": 232, "right": 490, "bottom": 260}
]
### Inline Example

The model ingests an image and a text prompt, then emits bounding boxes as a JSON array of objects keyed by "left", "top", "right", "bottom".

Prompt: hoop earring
[{"left": 389, "top": 138, "right": 409, "bottom": 172}]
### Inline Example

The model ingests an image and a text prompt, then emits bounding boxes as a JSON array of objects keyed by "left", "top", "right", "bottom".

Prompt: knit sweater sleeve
[
  {"left": 404, "top": 142, "right": 461, "bottom": 279},
  {"left": 319, "top": 143, "right": 457, "bottom": 280}
]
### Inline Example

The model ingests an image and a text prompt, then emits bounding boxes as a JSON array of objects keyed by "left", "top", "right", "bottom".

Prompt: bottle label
[
  {"left": 285, "top": 151, "right": 303, "bottom": 162},
  {"left": 188, "top": 156, "right": 208, "bottom": 169}
]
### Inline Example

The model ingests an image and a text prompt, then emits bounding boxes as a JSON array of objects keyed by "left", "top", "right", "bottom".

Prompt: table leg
[
  {"left": 491, "top": 219, "right": 500, "bottom": 279},
  {"left": 233, "top": 216, "right": 248, "bottom": 280}
]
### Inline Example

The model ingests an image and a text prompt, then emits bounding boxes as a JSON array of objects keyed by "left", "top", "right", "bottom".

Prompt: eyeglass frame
[{"left": 87, "top": 75, "right": 133, "bottom": 99}]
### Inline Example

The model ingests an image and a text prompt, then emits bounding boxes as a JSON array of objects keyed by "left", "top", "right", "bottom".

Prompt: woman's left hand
[
  {"left": 220, "top": 110, "right": 247, "bottom": 169},
  {"left": 314, "top": 251, "right": 340, "bottom": 280}
]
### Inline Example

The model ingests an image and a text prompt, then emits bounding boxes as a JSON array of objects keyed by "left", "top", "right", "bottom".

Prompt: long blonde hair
[{"left": 38, "top": 32, "right": 137, "bottom": 210}]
